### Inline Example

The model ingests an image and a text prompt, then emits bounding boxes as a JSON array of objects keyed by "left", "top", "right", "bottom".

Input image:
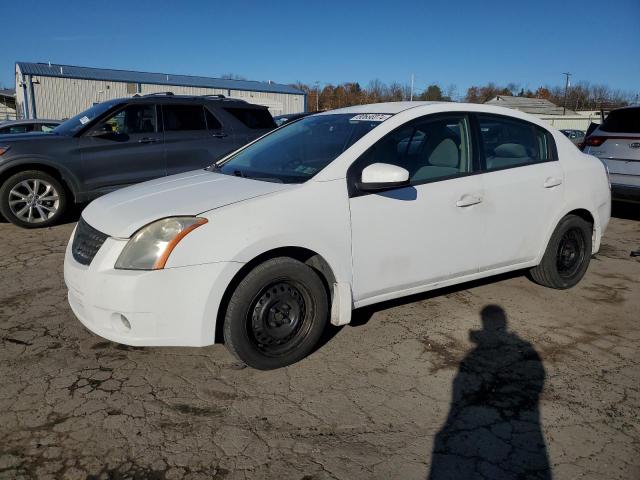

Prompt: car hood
[
  {"left": 82, "top": 170, "right": 291, "bottom": 238},
  {"left": 0, "top": 132, "right": 55, "bottom": 141}
]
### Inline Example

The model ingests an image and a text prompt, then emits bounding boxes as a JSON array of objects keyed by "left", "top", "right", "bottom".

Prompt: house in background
[
  {"left": 484, "top": 95, "right": 577, "bottom": 116},
  {"left": 484, "top": 95, "right": 600, "bottom": 130}
]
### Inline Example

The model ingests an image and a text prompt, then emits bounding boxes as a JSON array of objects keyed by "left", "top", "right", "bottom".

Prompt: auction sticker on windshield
[
  {"left": 79, "top": 116, "right": 90, "bottom": 125},
  {"left": 350, "top": 114, "right": 392, "bottom": 122}
]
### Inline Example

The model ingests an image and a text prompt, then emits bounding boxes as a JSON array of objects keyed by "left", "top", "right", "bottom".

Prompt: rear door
[
  {"left": 78, "top": 103, "right": 165, "bottom": 194},
  {"left": 585, "top": 108, "right": 640, "bottom": 189},
  {"left": 162, "top": 103, "right": 240, "bottom": 175},
  {"left": 474, "top": 113, "right": 565, "bottom": 271}
]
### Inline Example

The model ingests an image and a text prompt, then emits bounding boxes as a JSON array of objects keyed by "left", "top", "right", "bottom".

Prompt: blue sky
[{"left": 3, "top": 0, "right": 639, "bottom": 98}]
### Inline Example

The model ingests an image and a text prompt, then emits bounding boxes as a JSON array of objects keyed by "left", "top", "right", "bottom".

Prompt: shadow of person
[{"left": 428, "top": 305, "right": 551, "bottom": 480}]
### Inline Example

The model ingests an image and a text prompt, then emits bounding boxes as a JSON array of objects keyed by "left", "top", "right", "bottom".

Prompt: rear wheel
[
  {"left": 223, "top": 257, "right": 328, "bottom": 370},
  {"left": 529, "top": 215, "right": 592, "bottom": 289},
  {"left": 0, "top": 170, "right": 67, "bottom": 228}
]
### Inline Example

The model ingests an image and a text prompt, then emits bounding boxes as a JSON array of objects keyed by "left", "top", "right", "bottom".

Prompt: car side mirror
[
  {"left": 86, "top": 123, "right": 114, "bottom": 137},
  {"left": 358, "top": 163, "right": 410, "bottom": 191}
]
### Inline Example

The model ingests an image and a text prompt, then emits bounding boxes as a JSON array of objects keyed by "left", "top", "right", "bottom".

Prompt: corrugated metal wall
[
  {"left": 15, "top": 65, "right": 305, "bottom": 120},
  {"left": 0, "top": 99, "right": 16, "bottom": 120}
]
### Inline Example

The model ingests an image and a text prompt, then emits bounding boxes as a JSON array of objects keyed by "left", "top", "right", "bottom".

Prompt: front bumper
[{"left": 64, "top": 230, "right": 243, "bottom": 347}]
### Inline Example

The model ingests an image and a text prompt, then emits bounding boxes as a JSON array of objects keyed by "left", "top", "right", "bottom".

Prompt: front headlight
[{"left": 115, "top": 217, "right": 207, "bottom": 270}]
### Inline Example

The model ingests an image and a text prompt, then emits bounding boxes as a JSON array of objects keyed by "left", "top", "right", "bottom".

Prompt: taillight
[{"left": 585, "top": 136, "right": 606, "bottom": 147}]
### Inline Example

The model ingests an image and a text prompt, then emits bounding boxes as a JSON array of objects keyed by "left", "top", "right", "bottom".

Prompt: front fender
[{"left": 0, "top": 156, "right": 81, "bottom": 200}]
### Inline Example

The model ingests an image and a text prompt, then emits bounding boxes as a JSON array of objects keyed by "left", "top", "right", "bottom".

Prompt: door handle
[
  {"left": 138, "top": 137, "right": 160, "bottom": 144},
  {"left": 456, "top": 194, "right": 483, "bottom": 207},
  {"left": 543, "top": 177, "right": 563, "bottom": 188},
  {"left": 211, "top": 131, "right": 228, "bottom": 138}
]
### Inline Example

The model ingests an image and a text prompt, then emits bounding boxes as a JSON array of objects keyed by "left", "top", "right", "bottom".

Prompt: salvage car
[
  {"left": 0, "top": 93, "right": 275, "bottom": 228},
  {"left": 64, "top": 102, "right": 611, "bottom": 369},
  {"left": 582, "top": 105, "right": 640, "bottom": 202}
]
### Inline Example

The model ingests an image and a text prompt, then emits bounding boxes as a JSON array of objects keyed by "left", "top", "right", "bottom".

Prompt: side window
[
  {"left": 352, "top": 114, "right": 472, "bottom": 187},
  {"left": 4, "top": 124, "right": 32, "bottom": 134},
  {"left": 224, "top": 107, "right": 276, "bottom": 129},
  {"left": 205, "top": 108, "right": 223, "bottom": 130},
  {"left": 163, "top": 105, "right": 207, "bottom": 131},
  {"left": 477, "top": 114, "right": 554, "bottom": 171},
  {"left": 99, "top": 104, "right": 156, "bottom": 134}
]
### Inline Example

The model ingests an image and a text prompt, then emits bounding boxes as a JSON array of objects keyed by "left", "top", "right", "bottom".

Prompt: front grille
[{"left": 72, "top": 218, "right": 108, "bottom": 266}]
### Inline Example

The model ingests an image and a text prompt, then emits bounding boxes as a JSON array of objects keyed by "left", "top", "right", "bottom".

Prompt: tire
[
  {"left": 223, "top": 257, "right": 329, "bottom": 370},
  {"left": 0, "top": 170, "right": 67, "bottom": 228},
  {"left": 529, "top": 215, "right": 592, "bottom": 289}
]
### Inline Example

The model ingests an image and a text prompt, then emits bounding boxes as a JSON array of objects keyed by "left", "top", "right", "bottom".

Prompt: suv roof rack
[
  {"left": 200, "top": 94, "right": 226, "bottom": 99},
  {"left": 141, "top": 91, "right": 175, "bottom": 97}
]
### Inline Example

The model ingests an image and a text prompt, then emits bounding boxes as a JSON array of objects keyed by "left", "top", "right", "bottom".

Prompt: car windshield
[
  {"left": 52, "top": 100, "right": 121, "bottom": 136},
  {"left": 210, "top": 113, "right": 386, "bottom": 183}
]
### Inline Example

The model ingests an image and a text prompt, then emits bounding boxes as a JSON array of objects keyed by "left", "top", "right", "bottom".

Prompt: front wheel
[
  {"left": 529, "top": 215, "right": 592, "bottom": 289},
  {"left": 223, "top": 257, "right": 329, "bottom": 370},
  {"left": 0, "top": 170, "right": 67, "bottom": 228}
]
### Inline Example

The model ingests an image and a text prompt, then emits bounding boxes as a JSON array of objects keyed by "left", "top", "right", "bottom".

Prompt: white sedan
[{"left": 64, "top": 102, "right": 611, "bottom": 369}]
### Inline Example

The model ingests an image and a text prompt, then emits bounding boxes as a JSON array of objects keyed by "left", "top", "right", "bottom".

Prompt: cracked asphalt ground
[{"left": 1, "top": 206, "right": 639, "bottom": 480}]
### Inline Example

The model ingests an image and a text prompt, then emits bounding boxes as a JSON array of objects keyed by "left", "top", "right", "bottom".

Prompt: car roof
[
  {"left": 122, "top": 94, "right": 266, "bottom": 108},
  {"left": 315, "top": 101, "right": 557, "bottom": 127},
  {"left": 318, "top": 101, "right": 443, "bottom": 115}
]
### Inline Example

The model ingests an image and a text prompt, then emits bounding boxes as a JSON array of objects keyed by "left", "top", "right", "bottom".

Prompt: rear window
[
  {"left": 224, "top": 107, "right": 276, "bottom": 129},
  {"left": 600, "top": 108, "right": 640, "bottom": 133}
]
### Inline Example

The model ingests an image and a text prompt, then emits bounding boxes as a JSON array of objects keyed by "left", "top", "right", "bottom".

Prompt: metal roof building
[
  {"left": 484, "top": 95, "right": 577, "bottom": 116},
  {"left": 15, "top": 62, "right": 306, "bottom": 120},
  {"left": 0, "top": 89, "right": 16, "bottom": 120}
]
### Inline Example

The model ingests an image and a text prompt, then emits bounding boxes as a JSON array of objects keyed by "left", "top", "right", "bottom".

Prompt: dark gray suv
[{"left": 0, "top": 93, "right": 276, "bottom": 227}]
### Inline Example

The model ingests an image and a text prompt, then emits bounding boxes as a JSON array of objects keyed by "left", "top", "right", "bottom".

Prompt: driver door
[
  {"left": 78, "top": 103, "right": 165, "bottom": 195},
  {"left": 349, "top": 114, "right": 485, "bottom": 303}
]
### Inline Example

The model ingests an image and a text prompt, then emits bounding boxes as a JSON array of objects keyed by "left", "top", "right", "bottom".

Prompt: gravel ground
[{"left": 0, "top": 206, "right": 638, "bottom": 480}]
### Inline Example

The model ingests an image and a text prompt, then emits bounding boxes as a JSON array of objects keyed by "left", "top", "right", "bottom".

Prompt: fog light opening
[{"left": 111, "top": 313, "right": 132, "bottom": 333}]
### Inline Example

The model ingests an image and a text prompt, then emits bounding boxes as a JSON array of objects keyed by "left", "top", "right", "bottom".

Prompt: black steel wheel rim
[
  {"left": 247, "top": 280, "right": 313, "bottom": 356},
  {"left": 556, "top": 227, "right": 585, "bottom": 278}
]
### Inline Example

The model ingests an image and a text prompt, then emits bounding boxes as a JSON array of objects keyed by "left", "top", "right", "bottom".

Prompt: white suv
[
  {"left": 583, "top": 105, "right": 640, "bottom": 202},
  {"left": 64, "top": 102, "right": 611, "bottom": 369}
]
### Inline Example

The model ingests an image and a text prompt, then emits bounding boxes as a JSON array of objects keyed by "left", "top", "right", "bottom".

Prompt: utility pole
[
  {"left": 315, "top": 81, "right": 320, "bottom": 111},
  {"left": 562, "top": 72, "right": 571, "bottom": 115},
  {"left": 410, "top": 74, "right": 414, "bottom": 101}
]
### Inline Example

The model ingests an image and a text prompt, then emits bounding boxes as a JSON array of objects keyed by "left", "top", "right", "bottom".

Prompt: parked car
[
  {"left": 64, "top": 102, "right": 611, "bottom": 369},
  {"left": 0, "top": 119, "right": 62, "bottom": 134},
  {"left": 0, "top": 93, "right": 275, "bottom": 227},
  {"left": 582, "top": 105, "right": 640, "bottom": 202},
  {"left": 273, "top": 111, "right": 319, "bottom": 127},
  {"left": 559, "top": 129, "right": 585, "bottom": 146}
]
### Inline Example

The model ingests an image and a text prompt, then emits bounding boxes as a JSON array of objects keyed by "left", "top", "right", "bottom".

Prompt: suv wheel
[
  {"left": 0, "top": 170, "right": 67, "bottom": 228},
  {"left": 223, "top": 257, "right": 329, "bottom": 369}
]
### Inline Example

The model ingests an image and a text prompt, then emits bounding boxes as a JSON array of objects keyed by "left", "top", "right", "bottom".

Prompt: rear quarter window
[{"left": 224, "top": 107, "right": 276, "bottom": 129}]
